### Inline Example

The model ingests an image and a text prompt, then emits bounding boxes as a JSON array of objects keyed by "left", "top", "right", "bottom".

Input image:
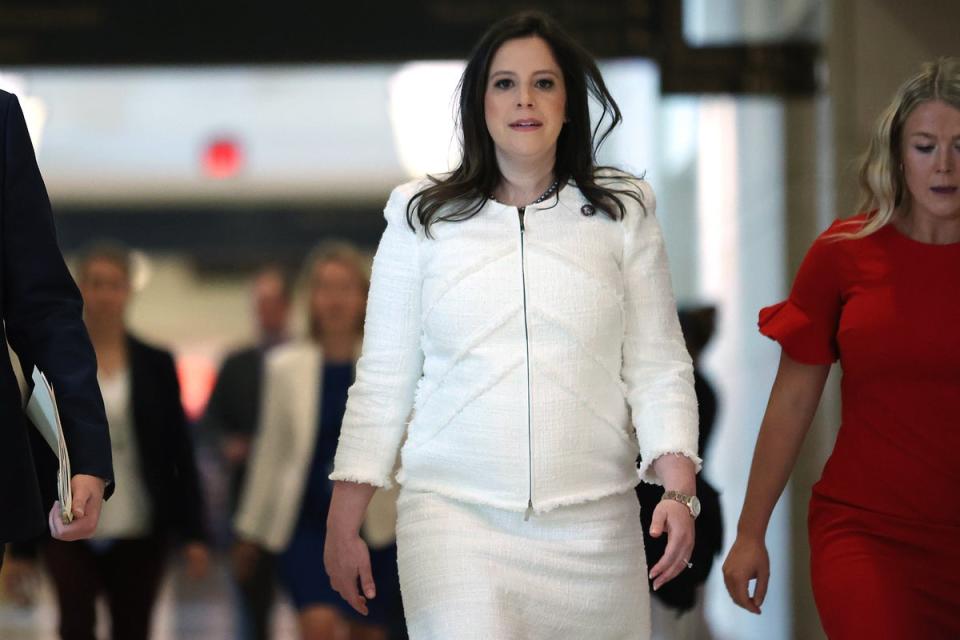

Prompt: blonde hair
[
  {"left": 300, "top": 240, "right": 371, "bottom": 340},
  {"left": 834, "top": 57, "right": 960, "bottom": 239}
]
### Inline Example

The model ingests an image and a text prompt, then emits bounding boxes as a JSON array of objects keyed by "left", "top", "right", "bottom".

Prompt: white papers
[{"left": 24, "top": 367, "right": 73, "bottom": 524}]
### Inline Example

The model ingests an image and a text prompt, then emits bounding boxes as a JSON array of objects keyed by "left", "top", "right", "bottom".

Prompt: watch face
[{"left": 690, "top": 495, "right": 702, "bottom": 518}]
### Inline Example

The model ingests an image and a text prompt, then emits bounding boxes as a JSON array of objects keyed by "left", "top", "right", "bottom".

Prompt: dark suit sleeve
[
  {"left": 159, "top": 352, "right": 208, "bottom": 543},
  {"left": 201, "top": 349, "right": 261, "bottom": 439},
  {"left": 1, "top": 93, "right": 113, "bottom": 488}
]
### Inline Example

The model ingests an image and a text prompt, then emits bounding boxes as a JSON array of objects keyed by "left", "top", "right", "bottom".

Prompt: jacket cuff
[
  {"left": 328, "top": 467, "right": 394, "bottom": 490},
  {"left": 637, "top": 448, "right": 703, "bottom": 486},
  {"left": 331, "top": 437, "right": 398, "bottom": 489}
]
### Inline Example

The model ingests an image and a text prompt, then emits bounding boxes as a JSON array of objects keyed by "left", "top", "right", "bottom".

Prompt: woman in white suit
[
  {"left": 325, "top": 11, "right": 700, "bottom": 640},
  {"left": 234, "top": 243, "right": 401, "bottom": 640}
]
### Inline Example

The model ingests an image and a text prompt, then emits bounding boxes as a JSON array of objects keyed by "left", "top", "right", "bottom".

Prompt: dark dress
[
  {"left": 277, "top": 362, "right": 401, "bottom": 626},
  {"left": 759, "top": 214, "right": 960, "bottom": 639}
]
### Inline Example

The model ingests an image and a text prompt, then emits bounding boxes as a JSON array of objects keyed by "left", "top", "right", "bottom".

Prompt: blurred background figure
[
  {"left": 202, "top": 266, "right": 292, "bottom": 640},
  {"left": 3, "top": 242, "right": 210, "bottom": 640},
  {"left": 233, "top": 243, "right": 403, "bottom": 640},
  {"left": 638, "top": 305, "right": 723, "bottom": 639}
]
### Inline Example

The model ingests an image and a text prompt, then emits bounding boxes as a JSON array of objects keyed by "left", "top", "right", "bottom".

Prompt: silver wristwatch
[{"left": 661, "top": 490, "right": 701, "bottom": 519}]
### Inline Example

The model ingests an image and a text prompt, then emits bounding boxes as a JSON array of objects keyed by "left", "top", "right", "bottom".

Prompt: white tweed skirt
[{"left": 396, "top": 488, "right": 650, "bottom": 640}]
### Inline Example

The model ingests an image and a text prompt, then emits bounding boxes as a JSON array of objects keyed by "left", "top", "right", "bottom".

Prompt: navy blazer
[{"left": 0, "top": 90, "right": 113, "bottom": 542}]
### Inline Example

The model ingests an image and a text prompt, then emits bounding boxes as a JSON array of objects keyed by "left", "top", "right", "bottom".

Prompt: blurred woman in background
[
  {"left": 5, "top": 242, "right": 210, "bottom": 640},
  {"left": 233, "top": 243, "right": 402, "bottom": 640}
]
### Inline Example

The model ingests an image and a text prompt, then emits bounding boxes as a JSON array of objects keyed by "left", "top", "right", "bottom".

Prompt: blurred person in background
[
  {"left": 324, "top": 11, "right": 699, "bottom": 640},
  {"left": 639, "top": 305, "right": 722, "bottom": 639},
  {"left": 0, "top": 90, "right": 113, "bottom": 567},
  {"left": 4, "top": 242, "right": 210, "bottom": 640},
  {"left": 233, "top": 243, "right": 402, "bottom": 640},
  {"left": 723, "top": 57, "right": 960, "bottom": 638},
  {"left": 202, "top": 265, "right": 291, "bottom": 640}
]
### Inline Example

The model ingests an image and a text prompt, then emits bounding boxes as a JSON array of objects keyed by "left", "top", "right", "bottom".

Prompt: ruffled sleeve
[
  {"left": 758, "top": 299, "right": 837, "bottom": 364},
  {"left": 759, "top": 221, "right": 846, "bottom": 365}
]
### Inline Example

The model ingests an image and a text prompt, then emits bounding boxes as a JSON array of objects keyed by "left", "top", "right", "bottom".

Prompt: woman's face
[
  {"left": 309, "top": 259, "right": 367, "bottom": 338},
  {"left": 79, "top": 258, "right": 131, "bottom": 324},
  {"left": 901, "top": 99, "right": 960, "bottom": 222},
  {"left": 483, "top": 36, "right": 567, "bottom": 167}
]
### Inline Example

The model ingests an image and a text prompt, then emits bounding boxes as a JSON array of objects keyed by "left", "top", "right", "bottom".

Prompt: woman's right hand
[
  {"left": 722, "top": 535, "right": 770, "bottom": 614},
  {"left": 722, "top": 353, "right": 828, "bottom": 616},
  {"left": 324, "top": 526, "right": 375, "bottom": 616}
]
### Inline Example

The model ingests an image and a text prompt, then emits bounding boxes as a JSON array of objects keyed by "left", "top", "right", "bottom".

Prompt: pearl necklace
[{"left": 530, "top": 178, "right": 560, "bottom": 205}]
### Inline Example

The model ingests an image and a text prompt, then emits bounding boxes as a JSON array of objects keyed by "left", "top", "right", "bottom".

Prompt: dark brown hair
[{"left": 407, "top": 11, "right": 643, "bottom": 235}]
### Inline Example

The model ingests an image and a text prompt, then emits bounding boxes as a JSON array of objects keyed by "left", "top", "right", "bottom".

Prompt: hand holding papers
[{"left": 24, "top": 367, "right": 73, "bottom": 525}]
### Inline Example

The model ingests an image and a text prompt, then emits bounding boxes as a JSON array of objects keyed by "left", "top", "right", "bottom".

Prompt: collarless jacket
[{"left": 332, "top": 175, "right": 700, "bottom": 514}]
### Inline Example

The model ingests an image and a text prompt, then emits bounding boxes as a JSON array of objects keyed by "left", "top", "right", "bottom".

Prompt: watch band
[{"left": 661, "top": 490, "right": 699, "bottom": 519}]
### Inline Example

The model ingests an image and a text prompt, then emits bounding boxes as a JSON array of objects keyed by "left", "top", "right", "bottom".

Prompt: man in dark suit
[
  {"left": 0, "top": 90, "right": 114, "bottom": 566},
  {"left": 203, "top": 266, "right": 290, "bottom": 640},
  {"left": 205, "top": 267, "right": 291, "bottom": 510}
]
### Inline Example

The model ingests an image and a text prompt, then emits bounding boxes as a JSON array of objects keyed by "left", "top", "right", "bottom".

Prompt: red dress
[{"left": 759, "top": 214, "right": 960, "bottom": 639}]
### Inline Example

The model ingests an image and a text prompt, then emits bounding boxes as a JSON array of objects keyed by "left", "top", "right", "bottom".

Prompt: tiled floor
[{"left": 0, "top": 553, "right": 300, "bottom": 639}]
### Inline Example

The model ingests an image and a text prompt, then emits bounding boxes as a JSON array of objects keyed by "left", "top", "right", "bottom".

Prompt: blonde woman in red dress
[{"left": 723, "top": 57, "right": 960, "bottom": 638}]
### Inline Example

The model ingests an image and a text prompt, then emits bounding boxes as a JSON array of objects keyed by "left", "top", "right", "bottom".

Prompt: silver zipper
[{"left": 518, "top": 206, "right": 534, "bottom": 521}]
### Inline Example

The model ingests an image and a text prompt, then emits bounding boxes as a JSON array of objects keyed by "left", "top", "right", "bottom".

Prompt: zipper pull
[
  {"left": 524, "top": 499, "right": 533, "bottom": 521},
  {"left": 518, "top": 206, "right": 526, "bottom": 231}
]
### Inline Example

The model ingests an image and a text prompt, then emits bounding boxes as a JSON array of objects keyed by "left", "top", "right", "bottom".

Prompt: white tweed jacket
[{"left": 331, "top": 174, "right": 700, "bottom": 514}]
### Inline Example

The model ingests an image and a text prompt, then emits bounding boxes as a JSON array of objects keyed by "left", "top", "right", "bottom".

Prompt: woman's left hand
[{"left": 647, "top": 499, "right": 695, "bottom": 591}]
